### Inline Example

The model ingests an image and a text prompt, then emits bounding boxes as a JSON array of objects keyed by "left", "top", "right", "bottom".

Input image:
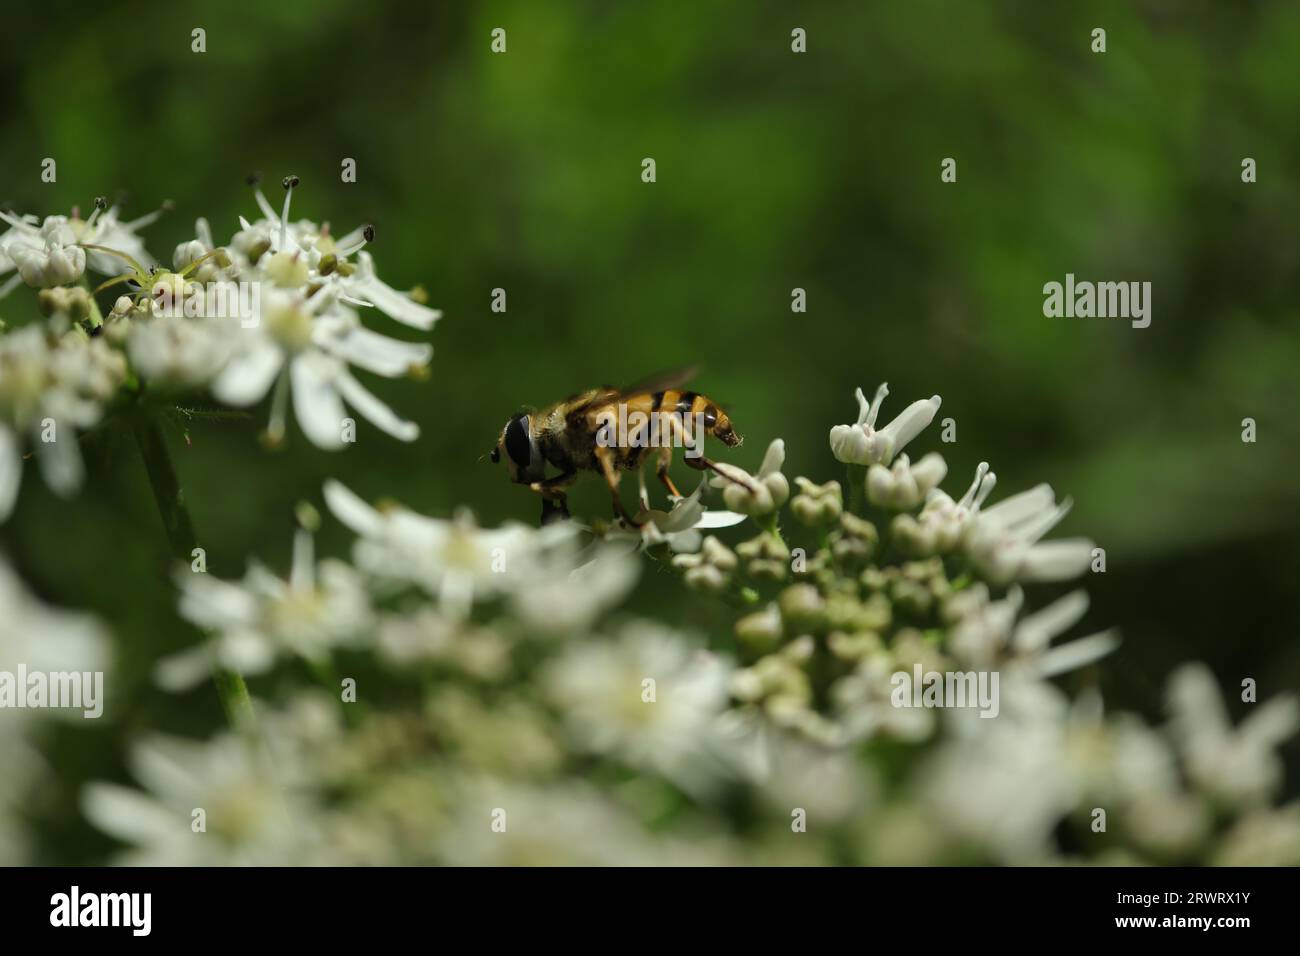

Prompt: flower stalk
[{"left": 130, "top": 410, "right": 256, "bottom": 732}]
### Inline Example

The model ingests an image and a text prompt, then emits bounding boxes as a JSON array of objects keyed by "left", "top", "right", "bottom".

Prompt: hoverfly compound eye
[{"left": 504, "top": 415, "right": 532, "bottom": 469}]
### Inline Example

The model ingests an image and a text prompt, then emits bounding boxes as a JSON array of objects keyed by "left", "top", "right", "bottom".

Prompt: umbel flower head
[{"left": 0, "top": 179, "right": 442, "bottom": 513}]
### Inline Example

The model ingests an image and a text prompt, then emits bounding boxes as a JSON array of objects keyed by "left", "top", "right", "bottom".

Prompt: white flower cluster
[
  {"left": 831, "top": 383, "right": 1095, "bottom": 583},
  {"left": 84, "top": 484, "right": 751, "bottom": 864},
  {"left": 22, "top": 373, "right": 1290, "bottom": 867},
  {"left": 0, "top": 182, "right": 440, "bottom": 521},
  {"left": 0, "top": 558, "right": 111, "bottom": 864}
]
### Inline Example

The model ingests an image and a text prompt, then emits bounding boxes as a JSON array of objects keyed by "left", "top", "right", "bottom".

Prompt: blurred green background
[{"left": 2, "top": 0, "right": 1298, "bottom": 861}]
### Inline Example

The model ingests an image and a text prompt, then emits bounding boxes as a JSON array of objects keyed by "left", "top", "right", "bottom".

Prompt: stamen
[
  {"left": 124, "top": 200, "right": 173, "bottom": 231},
  {"left": 0, "top": 273, "right": 23, "bottom": 301},
  {"left": 865, "top": 382, "right": 889, "bottom": 427},
  {"left": 958, "top": 461, "right": 990, "bottom": 509},
  {"left": 279, "top": 175, "right": 300, "bottom": 251},
  {"left": 0, "top": 210, "right": 35, "bottom": 232},
  {"left": 84, "top": 196, "right": 108, "bottom": 231},
  {"left": 853, "top": 387, "right": 870, "bottom": 425},
  {"left": 334, "top": 223, "right": 374, "bottom": 258},
  {"left": 972, "top": 471, "right": 997, "bottom": 512}
]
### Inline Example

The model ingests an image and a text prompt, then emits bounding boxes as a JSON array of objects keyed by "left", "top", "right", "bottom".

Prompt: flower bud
[
  {"left": 790, "top": 477, "right": 843, "bottom": 525},
  {"left": 778, "top": 583, "right": 827, "bottom": 634},
  {"left": 736, "top": 532, "right": 790, "bottom": 581},
  {"left": 734, "top": 603, "right": 784, "bottom": 655}
]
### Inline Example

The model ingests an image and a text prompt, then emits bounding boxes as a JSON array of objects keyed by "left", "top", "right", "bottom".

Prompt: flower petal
[
  {"left": 211, "top": 340, "right": 285, "bottom": 406},
  {"left": 323, "top": 480, "right": 386, "bottom": 537},
  {"left": 290, "top": 354, "right": 348, "bottom": 450},
  {"left": 334, "top": 370, "right": 420, "bottom": 442}
]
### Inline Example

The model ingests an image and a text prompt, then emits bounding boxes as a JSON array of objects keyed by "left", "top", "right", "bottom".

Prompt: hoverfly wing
[{"left": 615, "top": 365, "right": 698, "bottom": 400}]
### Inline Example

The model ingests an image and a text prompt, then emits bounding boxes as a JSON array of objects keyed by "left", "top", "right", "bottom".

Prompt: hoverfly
[{"left": 489, "top": 368, "right": 752, "bottom": 526}]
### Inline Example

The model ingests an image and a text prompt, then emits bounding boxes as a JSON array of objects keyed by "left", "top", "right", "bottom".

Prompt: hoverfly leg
[
  {"left": 685, "top": 454, "right": 761, "bottom": 494},
  {"left": 539, "top": 496, "right": 571, "bottom": 526},
  {"left": 595, "top": 446, "right": 645, "bottom": 528},
  {"left": 655, "top": 447, "right": 683, "bottom": 499},
  {"left": 528, "top": 470, "right": 577, "bottom": 500}
]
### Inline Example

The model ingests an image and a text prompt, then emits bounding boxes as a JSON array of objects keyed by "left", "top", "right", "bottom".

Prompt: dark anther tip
[
  {"left": 93, "top": 196, "right": 108, "bottom": 210},
  {"left": 362, "top": 223, "right": 375, "bottom": 242},
  {"left": 282, "top": 175, "right": 301, "bottom": 190}
]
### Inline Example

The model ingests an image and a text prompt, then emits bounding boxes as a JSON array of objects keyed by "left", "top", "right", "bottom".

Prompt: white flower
[
  {"left": 829, "top": 383, "right": 941, "bottom": 466},
  {"left": 919, "top": 677, "right": 1101, "bottom": 862},
  {"left": 1167, "top": 662, "right": 1299, "bottom": 808},
  {"left": 607, "top": 476, "right": 746, "bottom": 552},
  {"left": 708, "top": 438, "right": 790, "bottom": 517},
  {"left": 68, "top": 202, "right": 163, "bottom": 275},
  {"left": 169, "top": 218, "right": 246, "bottom": 288},
  {"left": 892, "top": 461, "right": 997, "bottom": 555},
  {"left": 210, "top": 285, "right": 430, "bottom": 448},
  {"left": 326, "top": 476, "right": 637, "bottom": 634},
  {"left": 543, "top": 622, "right": 735, "bottom": 795},
  {"left": 238, "top": 177, "right": 441, "bottom": 330},
  {"left": 750, "top": 730, "right": 877, "bottom": 824},
  {"left": 157, "top": 528, "right": 371, "bottom": 689},
  {"left": 0, "top": 326, "right": 126, "bottom": 520},
  {"left": 126, "top": 315, "right": 234, "bottom": 388},
  {"left": 82, "top": 730, "right": 319, "bottom": 865},
  {"left": 0, "top": 215, "right": 86, "bottom": 288},
  {"left": 0, "top": 203, "right": 161, "bottom": 285},
  {"left": 0, "top": 558, "right": 113, "bottom": 863},
  {"left": 433, "top": 777, "right": 713, "bottom": 866},
  {"left": 510, "top": 537, "right": 640, "bottom": 636},
  {"left": 831, "top": 653, "right": 936, "bottom": 744},
  {"left": 341, "top": 251, "right": 442, "bottom": 331},
  {"left": 964, "top": 482, "right": 1095, "bottom": 584},
  {"left": 865, "top": 451, "right": 947, "bottom": 510},
  {"left": 0, "top": 557, "right": 112, "bottom": 713},
  {"left": 947, "top": 584, "right": 1119, "bottom": 675},
  {"left": 1214, "top": 805, "right": 1300, "bottom": 867},
  {"left": 323, "top": 480, "right": 584, "bottom": 621}
]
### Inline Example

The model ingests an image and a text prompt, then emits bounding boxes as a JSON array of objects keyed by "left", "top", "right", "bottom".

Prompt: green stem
[
  {"left": 131, "top": 412, "right": 256, "bottom": 733},
  {"left": 846, "top": 464, "right": 866, "bottom": 516},
  {"left": 306, "top": 655, "right": 361, "bottom": 728},
  {"left": 757, "top": 512, "right": 786, "bottom": 550}
]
